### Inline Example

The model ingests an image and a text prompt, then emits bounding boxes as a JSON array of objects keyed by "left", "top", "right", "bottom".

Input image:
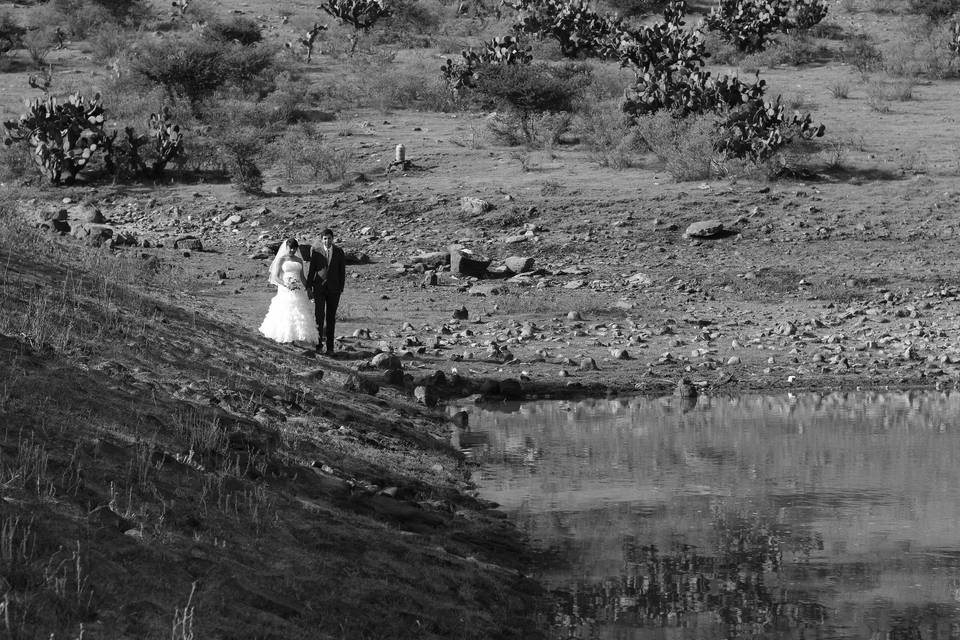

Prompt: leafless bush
[
  {"left": 575, "top": 99, "right": 643, "bottom": 169},
  {"left": 271, "top": 125, "right": 353, "bottom": 184},
  {"left": 22, "top": 27, "right": 55, "bottom": 68},
  {"left": 635, "top": 111, "right": 721, "bottom": 181}
]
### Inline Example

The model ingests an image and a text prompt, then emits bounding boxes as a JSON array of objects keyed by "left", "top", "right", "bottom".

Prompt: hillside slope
[{"left": 0, "top": 219, "right": 544, "bottom": 639}]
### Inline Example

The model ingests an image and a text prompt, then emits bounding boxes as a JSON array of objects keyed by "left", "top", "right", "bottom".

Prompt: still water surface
[{"left": 456, "top": 391, "right": 960, "bottom": 640}]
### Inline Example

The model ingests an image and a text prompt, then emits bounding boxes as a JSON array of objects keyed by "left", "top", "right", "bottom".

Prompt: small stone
[{"left": 578, "top": 357, "right": 599, "bottom": 371}]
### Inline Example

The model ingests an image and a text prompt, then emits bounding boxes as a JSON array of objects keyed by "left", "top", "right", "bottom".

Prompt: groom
[{"left": 306, "top": 228, "right": 346, "bottom": 355}]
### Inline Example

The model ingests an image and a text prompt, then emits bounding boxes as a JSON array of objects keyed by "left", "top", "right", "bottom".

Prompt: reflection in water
[{"left": 456, "top": 391, "right": 960, "bottom": 640}]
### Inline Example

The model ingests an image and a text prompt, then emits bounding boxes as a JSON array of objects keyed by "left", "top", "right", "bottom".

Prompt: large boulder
[
  {"left": 68, "top": 203, "right": 105, "bottom": 223},
  {"left": 504, "top": 256, "right": 534, "bottom": 274},
  {"left": 449, "top": 245, "right": 490, "bottom": 278},
  {"left": 683, "top": 220, "right": 724, "bottom": 239},
  {"left": 174, "top": 236, "right": 203, "bottom": 251},
  {"left": 343, "top": 374, "right": 379, "bottom": 395},
  {"left": 460, "top": 197, "right": 493, "bottom": 214},
  {"left": 344, "top": 250, "right": 370, "bottom": 265},
  {"left": 370, "top": 352, "right": 403, "bottom": 370},
  {"left": 409, "top": 251, "right": 449, "bottom": 268},
  {"left": 71, "top": 223, "right": 113, "bottom": 247}
]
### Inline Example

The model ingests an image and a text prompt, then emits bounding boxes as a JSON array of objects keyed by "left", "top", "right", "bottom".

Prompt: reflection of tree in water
[{"left": 549, "top": 509, "right": 827, "bottom": 637}]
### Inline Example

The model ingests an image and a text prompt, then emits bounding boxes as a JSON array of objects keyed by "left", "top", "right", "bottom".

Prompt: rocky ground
[{"left": 26, "top": 137, "right": 960, "bottom": 406}]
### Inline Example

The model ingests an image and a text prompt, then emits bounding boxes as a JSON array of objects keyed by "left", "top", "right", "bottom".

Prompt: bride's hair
[{"left": 269, "top": 239, "right": 300, "bottom": 286}]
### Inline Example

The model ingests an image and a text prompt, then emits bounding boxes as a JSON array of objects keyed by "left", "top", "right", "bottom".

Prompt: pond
[{"left": 455, "top": 391, "right": 960, "bottom": 640}]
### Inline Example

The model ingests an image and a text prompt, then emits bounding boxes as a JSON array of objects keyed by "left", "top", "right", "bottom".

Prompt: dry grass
[{"left": 0, "top": 212, "right": 544, "bottom": 639}]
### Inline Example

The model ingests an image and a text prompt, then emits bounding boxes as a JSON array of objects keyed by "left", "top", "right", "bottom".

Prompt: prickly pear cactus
[
  {"left": 714, "top": 96, "right": 824, "bottom": 162},
  {"left": 504, "top": 0, "right": 624, "bottom": 58},
  {"left": 148, "top": 106, "right": 183, "bottom": 175},
  {"left": 704, "top": 0, "right": 827, "bottom": 53},
  {"left": 2, "top": 92, "right": 111, "bottom": 184},
  {"left": 441, "top": 35, "right": 532, "bottom": 92}
]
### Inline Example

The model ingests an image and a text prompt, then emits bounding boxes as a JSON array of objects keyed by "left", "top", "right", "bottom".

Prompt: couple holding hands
[{"left": 258, "top": 228, "right": 346, "bottom": 355}]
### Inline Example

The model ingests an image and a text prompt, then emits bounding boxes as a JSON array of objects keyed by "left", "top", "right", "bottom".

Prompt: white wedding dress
[{"left": 258, "top": 260, "right": 319, "bottom": 344}]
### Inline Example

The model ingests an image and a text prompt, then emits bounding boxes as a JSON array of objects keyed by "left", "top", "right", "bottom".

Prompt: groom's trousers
[{"left": 314, "top": 289, "right": 341, "bottom": 352}]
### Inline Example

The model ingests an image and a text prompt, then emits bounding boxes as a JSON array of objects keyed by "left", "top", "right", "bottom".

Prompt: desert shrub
[
  {"left": 740, "top": 33, "right": 823, "bottom": 67},
  {"left": 841, "top": 33, "right": 883, "bottom": 72},
  {"left": 22, "top": 27, "right": 55, "bottom": 68},
  {"left": 271, "top": 126, "right": 352, "bottom": 184},
  {"left": 702, "top": 30, "right": 745, "bottom": 64},
  {"left": 868, "top": 77, "right": 915, "bottom": 100},
  {"left": 0, "top": 142, "right": 37, "bottom": 183},
  {"left": 90, "top": 0, "right": 151, "bottom": 22},
  {"left": 131, "top": 36, "right": 277, "bottom": 104},
  {"left": 486, "top": 110, "right": 573, "bottom": 146},
  {"left": 635, "top": 111, "right": 719, "bottom": 180},
  {"left": 575, "top": 99, "right": 643, "bottom": 168},
  {"left": 262, "top": 72, "right": 312, "bottom": 123},
  {"left": 0, "top": 10, "right": 25, "bottom": 58},
  {"left": 52, "top": 0, "right": 149, "bottom": 36},
  {"left": 363, "top": 69, "right": 463, "bottom": 111},
  {"left": 830, "top": 80, "right": 850, "bottom": 98},
  {"left": 51, "top": 0, "right": 111, "bottom": 39},
  {"left": 381, "top": 0, "right": 441, "bottom": 43},
  {"left": 583, "top": 63, "right": 634, "bottom": 101},
  {"left": 908, "top": 0, "right": 960, "bottom": 20},
  {"left": 207, "top": 16, "right": 262, "bottom": 45},
  {"left": 471, "top": 62, "right": 587, "bottom": 113},
  {"left": 88, "top": 23, "right": 132, "bottom": 63},
  {"left": 472, "top": 63, "right": 586, "bottom": 144},
  {"left": 216, "top": 129, "right": 264, "bottom": 193}
]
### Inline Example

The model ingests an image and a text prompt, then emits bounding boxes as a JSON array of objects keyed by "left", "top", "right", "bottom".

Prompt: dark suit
[{"left": 306, "top": 243, "right": 346, "bottom": 352}]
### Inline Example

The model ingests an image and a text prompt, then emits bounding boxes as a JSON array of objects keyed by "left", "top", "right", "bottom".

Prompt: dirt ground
[{"left": 3, "top": 0, "right": 960, "bottom": 636}]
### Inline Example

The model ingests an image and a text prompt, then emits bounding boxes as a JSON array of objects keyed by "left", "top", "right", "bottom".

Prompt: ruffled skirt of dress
[{"left": 258, "top": 287, "right": 319, "bottom": 344}]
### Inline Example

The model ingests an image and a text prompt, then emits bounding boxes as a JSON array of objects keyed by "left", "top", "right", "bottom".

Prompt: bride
[{"left": 258, "top": 238, "right": 320, "bottom": 345}]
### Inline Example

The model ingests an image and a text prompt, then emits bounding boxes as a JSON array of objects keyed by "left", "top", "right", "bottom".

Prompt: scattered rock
[
  {"left": 683, "top": 220, "right": 724, "bottom": 239},
  {"left": 452, "top": 306, "right": 469, "bottom": 320},
  {"left": 449, "top": 245, "right": 491, "bottom": 278},
  {"left": 343, "top": 374, "right": 379, "bottom": 395},
  {"left": 343, "top": 251, "right": 371, "bottom": 265},
  {"left": 504, "top": 256, "right": 534, "bottom": 273},
  {"left": 410, "top": 251, "right": 449, "bottom": 268},
  {"left": 578, "top": 357, "right": 599, "bottom": 371},
  {"left": 371, "top": 353, "right": 402, "bottom": 370},
  {"left": 610, "top": 348, "right": 630, "bottom": 360},
  {"left": 567, "top": 311, "right": 582, "bottom": 321},
  {"left": 174, "top": 236, "right": 203, "bottom": 251},
  {"left": 294, "top": 368, "right": 325, "bottom": 381},
  {"left": 69, "top": 203, "right": 105, "bottom": 223},
  {"left": 383, "top": 367, "right": 404, "bottom": 385},
  {"left": 460, "top": 196, "right": 493, "bottom": 214}
]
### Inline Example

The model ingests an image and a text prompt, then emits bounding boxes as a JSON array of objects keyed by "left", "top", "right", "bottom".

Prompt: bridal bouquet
[{"left": 283, "top": 274, "right": 302, "bottom": 291}]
